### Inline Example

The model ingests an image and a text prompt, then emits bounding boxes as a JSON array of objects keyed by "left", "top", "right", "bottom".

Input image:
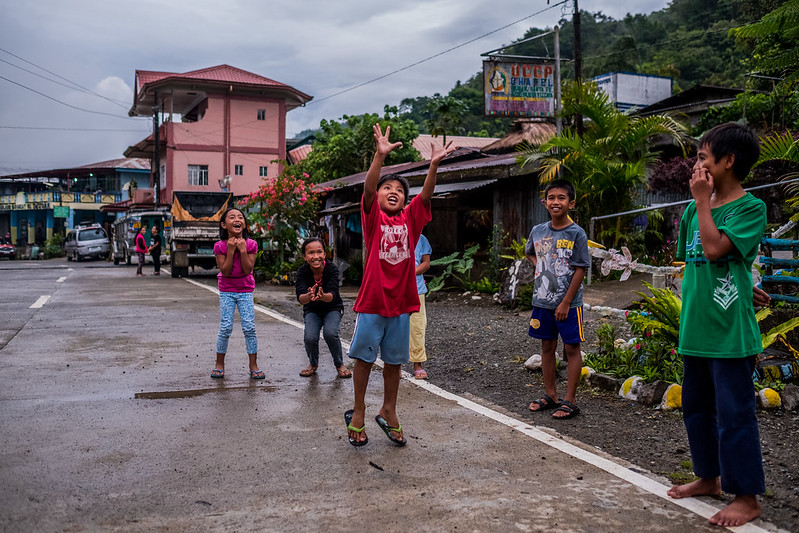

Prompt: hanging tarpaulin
[{"left": 483, "top": 60, "right": 555, "bottom": 118}]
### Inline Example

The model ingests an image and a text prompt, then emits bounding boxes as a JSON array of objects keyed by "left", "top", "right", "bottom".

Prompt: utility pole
[
  {"left": 573, "top": 0, "right": 583, "bottom": 136},
  {"left": 152, "top": 91, "right": 160, "bottom": 208},
  {"left": 555, "top": 25, "right": 562, "bottom": 136}
]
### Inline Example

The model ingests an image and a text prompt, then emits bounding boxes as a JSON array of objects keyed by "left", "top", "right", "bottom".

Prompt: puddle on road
[{"left": 135, "top": 385, "right": 277, "bottom": 399}]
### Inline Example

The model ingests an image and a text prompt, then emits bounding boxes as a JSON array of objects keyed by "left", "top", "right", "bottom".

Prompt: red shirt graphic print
[{"left": 353, "top": 194, "right": 431, "bottom": 317}]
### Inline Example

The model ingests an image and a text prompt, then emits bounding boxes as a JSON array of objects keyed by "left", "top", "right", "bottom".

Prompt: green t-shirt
[{"left": 676, "top": 193, "right": 767, "bottom": 358}]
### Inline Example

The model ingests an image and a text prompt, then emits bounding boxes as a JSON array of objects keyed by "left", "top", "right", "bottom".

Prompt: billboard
[{"left": 483, "top": 60, "right": 555, "bottom": 118}]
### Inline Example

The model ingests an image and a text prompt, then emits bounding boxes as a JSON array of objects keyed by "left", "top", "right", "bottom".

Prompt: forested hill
[{"left": 398, "top": 0, "right": 787, "bottom": 138}]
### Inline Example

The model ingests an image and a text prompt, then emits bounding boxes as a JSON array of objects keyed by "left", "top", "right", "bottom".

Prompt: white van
[{"left": 65, "top": 225, "right": 110, "bottom": 261}]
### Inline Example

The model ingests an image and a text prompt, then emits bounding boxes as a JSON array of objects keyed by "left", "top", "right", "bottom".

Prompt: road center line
[
  {"left": 181, "top": 276, "right": 769, "bottom": 532},
  {"left": 29, "top": 295, "right": 51, "bottom": 309}
]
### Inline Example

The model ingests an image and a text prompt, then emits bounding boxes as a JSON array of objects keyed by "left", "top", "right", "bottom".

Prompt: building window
[
  {"left": 259, "top": 166, "right": 269, "bottom": 177},
  {"left": 234, "top": 165, "right": 243, "bottom": 176},
  {"left": 188, "top": 164, "right": 209, "bottom": 186},
  {"left": 257, "top": 109, "right": 265, "bottom": 120}
]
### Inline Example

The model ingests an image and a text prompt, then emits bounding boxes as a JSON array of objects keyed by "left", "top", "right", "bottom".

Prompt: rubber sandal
[
  {"left": 414, "top": 369, "right": 428, "bottom": 380},
  {"left": 375, "top": 414, "right": 407, "bottom": 446},
  {"left": 336, "top": 367, "right": 352, "bottom": 379},
  {"left": 210, "top": 368, "right": 225, "bottom": 379},
  {"left": 528, "top": 394, "right": 559, "bottom": 412},
  {"left": 344, "top": 410, "right": 368, "bottom": 447},
  {"left": 299, "top": 366, "right": 317, "bottom": 377},
  {"left": 250, "top": 370, "right": 265, "bottom": 380},
  {"left": 552, "top": 400, "right": 581, "bottom": 419}
]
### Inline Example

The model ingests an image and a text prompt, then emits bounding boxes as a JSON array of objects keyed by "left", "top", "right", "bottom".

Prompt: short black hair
[
  {"left": 544, "top": 179, "right": 576, "bottom": 201},
  {"left": 377, "top": 173, "right": 410, "bottom": 204},
  {"left": 698, "top": 122, "right": 760, "bottom": 181},
  {"left": 301, "top": 236, "right": 324, "bottom": 255}
]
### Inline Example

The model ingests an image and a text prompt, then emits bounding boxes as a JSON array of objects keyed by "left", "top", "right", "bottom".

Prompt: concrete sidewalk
[{"left": 0, "top": 263, "right": 780, "bottom": 532}]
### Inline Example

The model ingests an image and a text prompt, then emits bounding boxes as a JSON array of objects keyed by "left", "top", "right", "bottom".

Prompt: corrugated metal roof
[
  {"left": 136, "top": 65, "right": 294, "bottom": 93},
  {"left": 482, "top": 120, "right": 556, "bottom": 153},
  {"left": 77, "top": 158, "right": 151, "bottom": 171},
  {"left": 1, "top": 158, "right": 150, "bottom": 179},
  {"left": 288, "top": 144, "right": 313, "bottom": 165},
  {"left": 413, "top": 134, "right": 499, "bottom": 159}
]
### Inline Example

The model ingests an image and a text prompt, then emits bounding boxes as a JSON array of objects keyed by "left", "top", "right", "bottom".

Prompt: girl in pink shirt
[{"left": 210, "top": 207, "right": 263, "bottom": 380}]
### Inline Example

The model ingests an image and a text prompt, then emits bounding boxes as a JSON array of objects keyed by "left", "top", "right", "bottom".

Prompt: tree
[
  {"left": 517, "top": 80, "right": 689, "bottom": 245},
  {"left": 730, "top": 0, "right": 799, "bottom": 90},
  {"left": 424, "top": 95, "right": 467, "bottom": 145},
  {"left": 297, "top": 105, "right": 420, "bottom": 183}
]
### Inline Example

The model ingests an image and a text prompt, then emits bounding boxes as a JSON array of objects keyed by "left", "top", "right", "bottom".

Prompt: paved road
[{"left": 0, "top": 259, "right": 782, "bottom": 532}]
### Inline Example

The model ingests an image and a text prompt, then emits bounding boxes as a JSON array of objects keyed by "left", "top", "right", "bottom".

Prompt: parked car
[
  {"left": 64, "top": 225, "right": 110, "bottom": 261},
  {"left": 0, "top": 237, "right": 15, "bottom": 260}
]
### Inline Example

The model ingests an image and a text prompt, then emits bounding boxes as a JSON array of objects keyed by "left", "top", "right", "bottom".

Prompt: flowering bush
[{"left": 239, "top": 164, "right": 331, "bottom": 279}]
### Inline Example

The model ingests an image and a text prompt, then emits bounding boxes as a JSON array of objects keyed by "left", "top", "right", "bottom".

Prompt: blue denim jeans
[
  {"left": 303, "top": 310, "right": 343, "bottom": 367},
  {"left": 216, "top": 291, "right": 258, "bottom": 355}
]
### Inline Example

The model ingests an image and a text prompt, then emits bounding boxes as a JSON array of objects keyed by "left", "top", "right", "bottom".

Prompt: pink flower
[
  {"left": 646, "top": 331, "right": 652, "bottom": 337},
  {"left": 635, "top": 344, "right": 641, "bottom": 350}
]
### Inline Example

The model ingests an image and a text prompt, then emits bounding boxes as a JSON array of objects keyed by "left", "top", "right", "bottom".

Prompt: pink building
[{"left": 125, "top": 65, "right": 312, "bottom": 204}]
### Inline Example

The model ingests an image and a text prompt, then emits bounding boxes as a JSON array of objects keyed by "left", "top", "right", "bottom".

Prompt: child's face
[
  {"left": 222, "top": 210, "right": 246, "bottom": 237},
  {"left": 544, "top": 187, "right": 574, "bottom": 219},
  {"left": 152, "top": 227, "right": 158, "bottom": 235},
  {"left": 694, "top": 144, "right": 731, "bottom": 180},
  {"left": 377, "top": 179, "right": 406, "bottom": 216},
  {"left": 303, "top": 241, "right": 325, "bottom": 269}
]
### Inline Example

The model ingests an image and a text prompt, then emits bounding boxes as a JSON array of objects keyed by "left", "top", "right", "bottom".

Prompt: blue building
[{"left": 0, "top": 158, "right": 151, "bottom": 245}]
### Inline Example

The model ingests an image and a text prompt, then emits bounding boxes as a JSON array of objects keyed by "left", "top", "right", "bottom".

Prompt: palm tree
[
  {"left": 755, "top": 131, "right": 799, "bottom": 219},
  {"left": 518, "top": 80, "right": 689, "bottom": 246}
]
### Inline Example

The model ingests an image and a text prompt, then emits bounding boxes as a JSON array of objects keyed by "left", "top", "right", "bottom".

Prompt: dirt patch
[{"left": 256, "top": 285, "right": 799, "bottom": 532}]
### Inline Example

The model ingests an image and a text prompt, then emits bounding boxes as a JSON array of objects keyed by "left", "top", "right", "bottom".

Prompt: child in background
[
  {"left": 410, "top": 233, "right": 432, "bottom": 379},
  {"left": 135, "top": 225, "right": 148, "bottom": 277},
  {"left": 295, "top": 237, "right": 350, "bottom": 379},
  {"left": 525, "top": 179, "right": 590, "bottom": 420},
  {"left": 211, "top": 207, "right": 264, "bottom": 380},
  {"left": 345, "top": 124, "right": 455, "bottom": 447},
  {"left": 667, "top": 122, "right": 767, "bottom": 528}
]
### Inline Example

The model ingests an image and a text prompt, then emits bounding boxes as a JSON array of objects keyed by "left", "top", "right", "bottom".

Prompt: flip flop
[
  {"left": 250, "top": 370, "right": 265, "bottom": 380},
  {"left": 414, "top": 369, "right": 428, "bottom": 380},
  {"left": 210, "top": 368, "right": 225, "bottom": 379},
  {"left": 344, "top": 409, "right": 368, "bottom": 447},
  {"left": 299, "top": 366, "right": 317, "bottom": 377},
  {"left": 528, "top": 394, "right": 559, "bottom": 412},
  {"left": 375, "top": 414, "right": 407, "bottom": 446},
  {"left": 336, "top": 367, "right": 352, "bottom": 379},
  {"left": 552, "top": 400, "right": 581, "bottom": 420}
]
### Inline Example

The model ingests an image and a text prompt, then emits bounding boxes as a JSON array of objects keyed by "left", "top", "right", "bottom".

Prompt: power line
[
  {"left": 310, "top": 1, "right": 568, "bottom": 105},
  {"left": 0, "top": 125, "right": 147, "bottom": 132},
  {"left": 0, "top": 75, "right": 145, "bottom": 120},
  {"left": 0, "top": 47, "right": 130, "bottom": 109}
]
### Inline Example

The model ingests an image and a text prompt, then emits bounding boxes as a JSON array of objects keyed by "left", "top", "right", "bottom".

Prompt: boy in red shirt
[{"left": 345, "top": 124, "right": 455, "bottom": 446}]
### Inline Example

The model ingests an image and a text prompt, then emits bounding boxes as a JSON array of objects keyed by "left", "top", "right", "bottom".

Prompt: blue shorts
[
  {"left": 528, "top": 306, "right": 585, "bottom": 345},
  {"left": 348, "top": 313, "right": 410, "bottom": 365}
]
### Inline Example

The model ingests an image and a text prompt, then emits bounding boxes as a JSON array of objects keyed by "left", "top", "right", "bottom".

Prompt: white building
[{"left": 593, "top": 72, "right": 672, "bottom": 113}]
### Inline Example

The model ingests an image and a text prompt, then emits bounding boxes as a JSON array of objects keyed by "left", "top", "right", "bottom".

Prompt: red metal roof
[{"left": 136, "top": 65, "right": 295, "bottom": 93}]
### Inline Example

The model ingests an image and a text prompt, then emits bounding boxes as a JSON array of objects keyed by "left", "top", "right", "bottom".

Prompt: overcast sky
[{"left": 0, "top": 0, "right": 670, "bottom": 175}]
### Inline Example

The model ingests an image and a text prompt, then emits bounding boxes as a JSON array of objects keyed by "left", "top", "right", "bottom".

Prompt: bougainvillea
[{"left": 239, "top": 165, "right": 331, "bottom": 276}]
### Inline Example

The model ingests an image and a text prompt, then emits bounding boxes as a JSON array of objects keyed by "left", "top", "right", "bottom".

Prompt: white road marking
[
  {"left": 56, "top": 277, "right": 67, "bottom": 283},
  {"left": 183, "top": 276, "right": 770, "bottom": 532},
  {"left": 30, "top": 295, "right": 51, "bottom": 309}
]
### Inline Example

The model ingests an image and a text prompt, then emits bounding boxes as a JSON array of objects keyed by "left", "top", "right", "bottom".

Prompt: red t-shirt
[{"left": 353, "top": 194, "right": 431, "bottom": 317}]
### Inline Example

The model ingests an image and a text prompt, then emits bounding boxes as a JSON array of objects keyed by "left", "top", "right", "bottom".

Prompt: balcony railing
[{"left": 0, "top": 191, "right": 123, "bottom": 209}]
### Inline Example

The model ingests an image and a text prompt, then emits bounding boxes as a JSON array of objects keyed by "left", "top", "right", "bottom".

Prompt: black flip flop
[
  {"left": 345, "top": 410, "right": 368, "bottom": 447},
  {"left": 375, "top": 414, "right": 407, "bottom": 446}
]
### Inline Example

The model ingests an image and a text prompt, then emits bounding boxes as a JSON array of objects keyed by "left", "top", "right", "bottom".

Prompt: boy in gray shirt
[{"left": 525, "top": 179, "right": 590, "bottom": 419}]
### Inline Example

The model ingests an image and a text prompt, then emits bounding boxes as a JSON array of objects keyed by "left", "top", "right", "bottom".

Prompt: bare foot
[
  {"left": 667, "top": 477, "right": 721, "bottom": 499},
  {"left": 709, "top": 495, "right": 761, "bottom": 527}
]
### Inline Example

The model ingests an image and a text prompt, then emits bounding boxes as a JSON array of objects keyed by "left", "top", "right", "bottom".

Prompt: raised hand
[
  {"left": 690, "top": 167, "right": 714, "bottom": 203},
  {"left": 374, "top": 123, "right": 403, "bottom": 157},
  {"left": 430, "top": 139, "right": 456, "bottom": 165}
]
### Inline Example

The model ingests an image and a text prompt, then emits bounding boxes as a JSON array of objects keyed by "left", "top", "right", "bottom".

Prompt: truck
[
  {"left": 112, "top": 209, "right": 171, "bottom": 266},
  {"left": 169, "top": 191, "right": 233, "bottom": 278}
]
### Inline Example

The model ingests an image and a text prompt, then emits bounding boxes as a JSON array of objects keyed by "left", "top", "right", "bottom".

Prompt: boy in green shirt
[{"left": 668, "top": 123, "right": 767, "bottom": 527}]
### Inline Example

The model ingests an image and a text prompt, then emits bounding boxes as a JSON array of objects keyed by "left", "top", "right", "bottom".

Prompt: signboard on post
[
  {"left": 53, "top": 206, "right": 70, "bottom": 218},
  {"left": 483, "top": 60, "right": 555, "bottom": 118}
]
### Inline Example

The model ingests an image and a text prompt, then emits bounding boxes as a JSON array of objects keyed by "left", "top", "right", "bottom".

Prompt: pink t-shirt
[
  {"left": 353, "top": 194, "right": 431, "bottom": 317},
  {"left": 214, "top": 238, "right": 257, "bottom": 293}
]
